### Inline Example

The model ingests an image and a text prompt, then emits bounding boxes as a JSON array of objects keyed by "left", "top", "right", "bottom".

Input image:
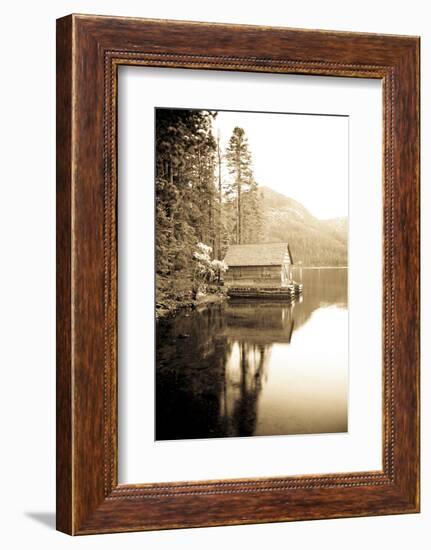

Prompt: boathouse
[{"left": 223, "top": 243, "right": 294, "bottom": 288}]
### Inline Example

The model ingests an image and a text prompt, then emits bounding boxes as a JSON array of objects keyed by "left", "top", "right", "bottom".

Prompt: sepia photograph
[{"left": 155, "top": 107, "right": 349, "bottom": 441}]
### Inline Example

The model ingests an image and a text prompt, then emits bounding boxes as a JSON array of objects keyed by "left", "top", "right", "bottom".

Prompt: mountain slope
[{"left": 259, "top": 186, "right": 348, "bottom": 266}]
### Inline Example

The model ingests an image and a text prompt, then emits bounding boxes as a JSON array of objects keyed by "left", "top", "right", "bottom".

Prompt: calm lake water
[{"left": 156, "top": 268, "right": 348, "bottom": 440}]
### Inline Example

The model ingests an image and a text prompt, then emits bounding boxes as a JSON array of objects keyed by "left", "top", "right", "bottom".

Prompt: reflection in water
[{"left": 156, "top": 268, "right": 348, "bottom": 440}]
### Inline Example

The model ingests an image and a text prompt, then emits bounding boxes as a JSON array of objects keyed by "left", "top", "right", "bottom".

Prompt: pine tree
[
  {"left": 225, "top": 127, "right": 253, "bottom": 244},
  {"left": 242, "top": 179, "right": 263, "bottom": 244},
  {"left": 225, "top": 127, "right": 263, "bottom": 245},
  {"left": 216, "top": 132, "right": 223, "bottom": 259}
]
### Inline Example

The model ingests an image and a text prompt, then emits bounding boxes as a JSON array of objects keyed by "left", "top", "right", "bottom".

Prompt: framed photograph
[{"left": 56, "top": 14, "right": 420, "bottom": 534}]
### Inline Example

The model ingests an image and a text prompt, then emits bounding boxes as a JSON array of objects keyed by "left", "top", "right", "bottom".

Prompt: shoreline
[
  {"left": 156, "top": 292, "right": 227, "bottom": 321},
  {"left": 156, "top": 266, "right": 346, "bottom": 320}
]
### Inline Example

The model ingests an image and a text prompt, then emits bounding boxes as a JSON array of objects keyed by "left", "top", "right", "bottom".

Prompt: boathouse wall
[{"left": 224, "top": 265, "right": 282, "bottom": 287}]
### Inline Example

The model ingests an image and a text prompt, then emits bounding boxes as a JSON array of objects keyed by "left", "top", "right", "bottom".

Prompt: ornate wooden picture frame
[{"left": 56, "top": 14, "right": 420, "bottom": 535}]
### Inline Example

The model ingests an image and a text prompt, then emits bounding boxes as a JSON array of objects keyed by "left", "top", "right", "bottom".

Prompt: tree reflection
[{"left": 220, "top": 343, "right": 270, "bottom": 437}]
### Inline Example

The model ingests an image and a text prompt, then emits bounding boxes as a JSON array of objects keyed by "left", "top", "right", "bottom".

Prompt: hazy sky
[{"left": 212, "top": 110, "right": 348, "bottom": 220}]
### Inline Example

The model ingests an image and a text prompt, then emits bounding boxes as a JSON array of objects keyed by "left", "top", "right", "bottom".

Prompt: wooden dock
[{"left": 227, "top": 283, "right": 303, "bottom": 300}]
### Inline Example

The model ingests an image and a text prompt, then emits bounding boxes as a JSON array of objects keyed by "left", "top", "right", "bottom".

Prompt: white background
[
  {"left": 0, "top": 1, "right": 427, "bottom": 548},
  {"left": 118, "top": 68, "right": 382, "bottom": 483}
]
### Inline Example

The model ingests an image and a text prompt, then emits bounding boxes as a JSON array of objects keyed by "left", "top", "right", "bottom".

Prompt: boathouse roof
[{"left": 223, "top": 243, "right": 293, "bottom": 267}]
